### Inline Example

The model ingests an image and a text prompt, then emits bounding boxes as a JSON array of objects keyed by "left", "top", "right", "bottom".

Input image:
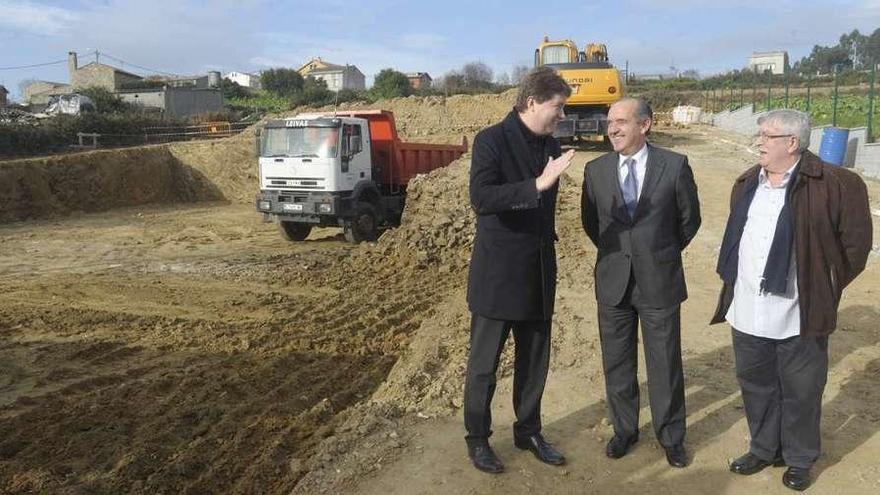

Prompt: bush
[
  {"left": 261, "top": 68, "right": 304, "bottom": 98},
  {"left": 226, "top": 93, "right": 293, "bottom": 113},
  {"left": 220, "top": 79, "right": 248, "bottom": 99},
  {"left": 0, "top": 112, "right": 191, "bottom": 157},
  {"left": 371, "top": 69, "right": 412, "bottom": 100},
  {"left": 292, "top": 77, "right": 335, "bottom": 106},
  {"left": 77, "top": 86, "right": 132, "bottom": 113}
]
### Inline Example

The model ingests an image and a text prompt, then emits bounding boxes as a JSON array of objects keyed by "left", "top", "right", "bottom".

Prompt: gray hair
[
  {"left": 613, "top": 97, "right": 653, "bottom": 123},
  {"left": 758, "top": 109, "right": 811, "bottom": 152}
]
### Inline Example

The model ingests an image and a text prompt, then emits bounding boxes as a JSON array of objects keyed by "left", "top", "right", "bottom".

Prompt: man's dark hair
[{"left": 514, "top": 67, "right": 571, "bottom": 112}]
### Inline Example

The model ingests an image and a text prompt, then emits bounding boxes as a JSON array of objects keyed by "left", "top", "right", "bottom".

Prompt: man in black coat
[
  {"left": 464, "top": 67, "right": 575, "bottom": 474},
  {"left": 581, "top": 97, "right": 701, "bottom": 468}
]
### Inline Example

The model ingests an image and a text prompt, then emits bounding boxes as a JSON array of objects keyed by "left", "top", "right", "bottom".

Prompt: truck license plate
[{"left": 282, "top": 203, "right": 303, "bottom": 212}]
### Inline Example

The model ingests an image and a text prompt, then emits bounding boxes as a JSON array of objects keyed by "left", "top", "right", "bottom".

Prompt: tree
[
  {"left": 440, "top": 70, "right": 465, "bottom": 93},
  {"left": 261, "top": 68, "right": 304, "bottom": 98},
  {"left": 78, "top": 86, "right": 130, "bottom": 113},
  {"left": 336, "top": 88, "right": 366, "bottom": 103},
  {"left": 17, "top": 78, "right": 37, "bottom": 101},
  {"left": 370, "top": 68, "right": 411, "bottom": 99},
  {"left": 294, "top": 76, "right": 335, "bottom": 106},
  {"left": 679, "top": 69, "right": 700, "bottom": 80},
  {"left": 461, "top": 61, "right": 494, "bottom": 89},
  {"left": 495, "top": 72, "right": 511, "bottom": 87},
  {"left": 220, "top": 78, "right": 247, "bottom": 99},
  {"left": 864, "top": 28, "right": 880, "bottom": 67},
  {"left": 511, "top": 65, "right": 530, "bottom": 85}
]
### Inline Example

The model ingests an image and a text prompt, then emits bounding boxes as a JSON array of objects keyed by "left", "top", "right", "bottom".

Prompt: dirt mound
[
  {"left": 0, "top": 146, "right": 224, "bottom": 223},
  {"left": 166, "top": 130, "right": 259, "bottom": 204},
  {"left": 0, "top": 91, "right": 516, "bottom": 224},
  {"left": 327, "top": 90, "right": 516, "bottom": 143}
]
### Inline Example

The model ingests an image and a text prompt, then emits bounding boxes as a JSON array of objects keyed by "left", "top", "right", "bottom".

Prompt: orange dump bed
[{"left": 330, "top": 110, "right": 468, "bottom": 187}]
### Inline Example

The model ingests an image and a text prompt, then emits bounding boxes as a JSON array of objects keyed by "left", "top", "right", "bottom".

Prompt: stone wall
[{"left": 710, "top": 105, "right": 880, "bottom": 178}]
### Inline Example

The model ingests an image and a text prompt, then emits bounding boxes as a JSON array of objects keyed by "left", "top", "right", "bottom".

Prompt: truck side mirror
[{"left": 253, "top": 128, "right": 262, "bottom": 157}]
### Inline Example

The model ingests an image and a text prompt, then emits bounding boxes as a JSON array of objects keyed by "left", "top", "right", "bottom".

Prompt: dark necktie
[{"left": 622, "top": 158, "right": 639, "bottom": 219}]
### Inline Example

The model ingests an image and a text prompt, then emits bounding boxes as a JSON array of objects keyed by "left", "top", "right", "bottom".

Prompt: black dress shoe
[
  {"left": 605, "top": 433, "right": 639, "bottom": 459},
  {"left": 664, "top": 444, "right": 689, "bottom": 468},
  {"left": 782, "top": 467, "right": 811, "bottom": 491},
  {"left": 729, "top": 452, "right": 784, "bottom": 475},
  {"left": 514, "top": 433, "right": 566, "bottom": 465},
  {"left": 468, "top": 443, "right": 504, "bottom": 474}
]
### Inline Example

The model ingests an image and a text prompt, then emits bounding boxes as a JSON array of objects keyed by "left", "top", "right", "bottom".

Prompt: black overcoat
[{"left": 466, "top": 111, "right": 561, "bottom": 321}]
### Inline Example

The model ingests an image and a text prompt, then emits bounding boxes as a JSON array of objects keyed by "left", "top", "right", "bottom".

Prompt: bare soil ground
[{"left": 1, "top": 95, "right": 878, "bottom": 494}]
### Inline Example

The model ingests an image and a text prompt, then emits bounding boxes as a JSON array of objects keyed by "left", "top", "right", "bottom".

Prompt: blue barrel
[{"left": 818, "top": 127, "right": 849, "bottom": 166}]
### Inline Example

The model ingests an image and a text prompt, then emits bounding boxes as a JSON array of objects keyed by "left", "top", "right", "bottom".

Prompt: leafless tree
[
  {"left": 511, "top": 65, "right": 530, "bottom": 85},
  {"left": 462, "top": 62, "right": 493, "bottom": 89}
]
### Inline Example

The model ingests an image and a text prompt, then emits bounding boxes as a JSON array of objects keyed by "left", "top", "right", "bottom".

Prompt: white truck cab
[
  {"left": 258, "top": 115, "right": 371, "bottom": 194},
  {"left": 255, "top": 114, "right": 385, "bottom": 242}
]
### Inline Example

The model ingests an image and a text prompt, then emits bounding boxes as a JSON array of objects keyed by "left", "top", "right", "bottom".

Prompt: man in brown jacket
[{"left": 711, "top": 109, "right": 872, "bottom": 491}]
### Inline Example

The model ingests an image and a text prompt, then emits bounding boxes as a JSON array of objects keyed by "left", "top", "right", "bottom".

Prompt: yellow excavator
[{"left": 534, "top": 37, "right": 624, "bottom": 141}]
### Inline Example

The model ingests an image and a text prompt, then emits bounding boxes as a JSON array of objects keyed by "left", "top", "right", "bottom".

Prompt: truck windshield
[{"left": 262, "top": 127, "right": 339, "bottom": 158}]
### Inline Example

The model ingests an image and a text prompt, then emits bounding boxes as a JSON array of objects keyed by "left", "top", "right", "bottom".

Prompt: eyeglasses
[{"left": 753, "top": 133, "right": 793, "bottom": 142}]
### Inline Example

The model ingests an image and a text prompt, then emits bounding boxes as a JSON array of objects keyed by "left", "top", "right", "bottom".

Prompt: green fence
[{"left": 700, "top": 67, "right": 879, "bottom": 142}]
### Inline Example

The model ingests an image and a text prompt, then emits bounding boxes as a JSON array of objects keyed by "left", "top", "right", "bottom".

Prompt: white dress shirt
[
  {"left": 725, "top": 162, "right": 801, "bottom": 340},
  {"left": 617, "top": 143, "right": 648, "bottom": 199}
]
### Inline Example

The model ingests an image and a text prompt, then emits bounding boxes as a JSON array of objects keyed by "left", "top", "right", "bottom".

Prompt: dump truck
[
  {"left": 535, "top": 37, "right": 624, "bottom": 141},
  {"left": 255, "top": 110, "right": 468, "bottom": 243}
]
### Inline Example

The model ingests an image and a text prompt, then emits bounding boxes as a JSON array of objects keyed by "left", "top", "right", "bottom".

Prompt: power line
[
  {"left": 96, "top": 51, "right": 183, "bottom": 78},
  {"left": 0, "top": 59, "right": 67, "bottom": 71}
]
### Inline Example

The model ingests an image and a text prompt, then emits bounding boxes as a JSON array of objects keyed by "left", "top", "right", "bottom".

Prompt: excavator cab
[
  {"left": 535, "top": 36, "right": 579, "bottom": 66},
  {"left": 584, "top": 43, "right": 609, "bottom": 63},
  {"left": 533, "top": 37, "right": 623, "bottom": 141}
]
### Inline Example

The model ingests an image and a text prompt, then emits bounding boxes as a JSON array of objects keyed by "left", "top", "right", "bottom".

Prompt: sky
[{"left": 2, "top": 0, "right": 880, "bottom": 101}]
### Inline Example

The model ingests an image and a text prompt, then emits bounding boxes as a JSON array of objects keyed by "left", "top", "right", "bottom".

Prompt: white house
[
  {"left": 298, "top": 58, "right": 365, "bottom": 92},
  {"left": 223, "top": 71, "right": 262, "bottom": 89},
  {"left": 748, "top": 51, "right": 789, "bottom": 75}
]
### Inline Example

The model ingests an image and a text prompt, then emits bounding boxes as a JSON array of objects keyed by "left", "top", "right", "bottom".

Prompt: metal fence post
[
  {"left": 784, "top": 69, "right": 790, "bottom": 108},
  {"left": 806, "top": 75, "right": 812, "bottom": 113},
  {"left": 753, "top": 77, "right": 757, "bottom": 109},
  {"left": 832, "top": 65, "right": 840, "bottom": 127},
  {"left": 868, "top": 64, "right": 876, "bottom": 142}
]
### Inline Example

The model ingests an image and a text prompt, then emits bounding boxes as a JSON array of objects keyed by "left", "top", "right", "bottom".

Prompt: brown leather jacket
[{"left": 711, "top": 151, "right": 873, "bottom": 338}]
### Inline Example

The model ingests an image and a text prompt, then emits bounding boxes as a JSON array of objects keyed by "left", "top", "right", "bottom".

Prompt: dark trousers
[
  {"left": 463, "top": 314, "right": 551, "bottom": 448},
  {"left": 598, "top": 278, "right": 686, "bottom": 447},
  {"left": 732, "top": 328, "right": 828, "bottom": 469}
]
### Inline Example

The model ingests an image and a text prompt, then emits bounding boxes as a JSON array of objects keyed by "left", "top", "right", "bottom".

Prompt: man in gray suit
[{"left": 581, "top": 97, "right": 701, "bottom": 468}]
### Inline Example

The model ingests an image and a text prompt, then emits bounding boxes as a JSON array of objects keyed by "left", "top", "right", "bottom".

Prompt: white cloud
[
  {"left": 0, "top": 0, "right": 80, "bottom": 35},
  {"left": 59, "top": 0, "right": 265, "bottom": 76}
]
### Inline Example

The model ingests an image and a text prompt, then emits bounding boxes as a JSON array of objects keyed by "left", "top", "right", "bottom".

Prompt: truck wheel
[
  {"left": 279, "top": 221, "right": 312, "bottom": 241},
  {"left": 344, "top": 202, "right": 378, "bottom": 243}
]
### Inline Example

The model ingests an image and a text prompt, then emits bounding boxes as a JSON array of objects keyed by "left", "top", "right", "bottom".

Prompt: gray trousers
[
  {"left": 598, "top": 279, "right": 686, "bottom": 448},
  {"left": 732, "top": 328, "right": 829, "bottom": 469},
  {"left": 463, "top": 314, "right": 551, "bottom": 448}
]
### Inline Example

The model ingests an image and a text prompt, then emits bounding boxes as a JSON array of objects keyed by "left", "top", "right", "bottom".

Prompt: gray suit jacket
[{"left": 581, "top": 144, "right": 701, "bottom": 307}]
